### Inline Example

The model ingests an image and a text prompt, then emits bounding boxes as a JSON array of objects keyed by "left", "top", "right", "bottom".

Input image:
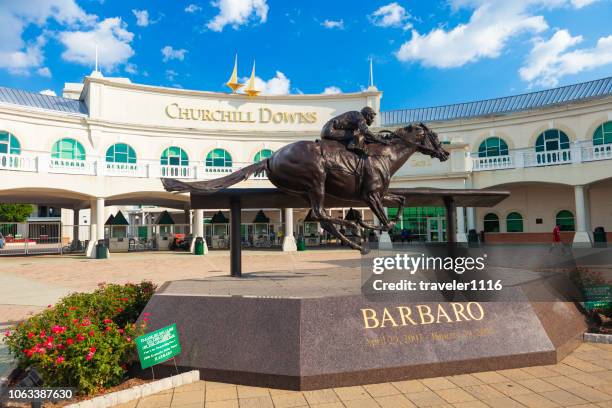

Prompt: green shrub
[{"left": 4, "top": 281, "right": 156, "bottom": 395}]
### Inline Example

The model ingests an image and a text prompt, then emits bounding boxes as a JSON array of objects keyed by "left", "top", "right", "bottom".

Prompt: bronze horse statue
[{"left": 162, "top": 123, "right": 449, "bottom": 253}]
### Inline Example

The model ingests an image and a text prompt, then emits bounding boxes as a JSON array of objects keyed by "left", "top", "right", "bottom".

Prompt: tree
[{"left": 0, "top": 204, "right": 33, "bottom": 222}]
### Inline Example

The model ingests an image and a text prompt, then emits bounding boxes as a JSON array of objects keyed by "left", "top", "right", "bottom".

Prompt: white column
[
  {"left": 191, "top": 209, "right": 208, "bottom": 254},
  {"left": 573, "top": 185, "right": 592, "bottom": 244},
  {"left": 282, "top": 208, "right": 297, "bottom": 251},
  {"left": 96, "top": 198, "right": 105, "bottom": 241},
  {"left": 466, "top": 207, "right": 476, "bottom": 232},
  {"left": 86, "top": 199, "right": 97, "bottom": 258},
  {"left": 457, "top": 206, "right": 467, "bottom": 242},
  {"left": 379, "top": 207, "right": 392, "bottom": 248}
]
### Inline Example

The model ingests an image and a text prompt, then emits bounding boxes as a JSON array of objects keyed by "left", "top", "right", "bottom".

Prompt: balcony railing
[
  {"left": 49, "top": 157, "right": 96, "bottom": 175},
  {"left": 104, "top": 162, "right": 148, "bottom": 178},
  {"left": 0, "top": 153, "right": 37, "bottom": 172},
  {"left": 470, "top": 141, "right": 612, "bottom": 172}
]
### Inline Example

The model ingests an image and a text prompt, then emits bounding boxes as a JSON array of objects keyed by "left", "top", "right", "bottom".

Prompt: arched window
[
  {"left": 161, "top": 146, "right": 189, "bottom": 166},
  {"left": 535, "top": 129, "right": 570, "bottom": 164},
  {"left": 556, "top": 210, "right": 575, "bottom": 232},
  {"left": 478, "top": 137, "right": 509, "bottom": 157},
  {"left": 483, "top": 213, "right": 500, "bottom": 233},
  {"left": 506, "top": 212, "right": 523, "bottom": 232},
  {"left": 206, "top": 148, "right": 232, "bottom": 167},
  {"left": 254, "top": 149, "right": 273, "bottom": 162},
  {"left": 593, "top": 121, "right": 612, "bottom": 145},
  {"left": 106, "top": 143, "right": 137, "bottom": 163},
  {"left": 51, "top": 138, "right": 86, "bottom": 160},
  {"left": 0, "top": 131, "right": 21, "bottom": 155}
]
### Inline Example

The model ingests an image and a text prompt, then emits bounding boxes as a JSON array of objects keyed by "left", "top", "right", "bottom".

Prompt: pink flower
[
  {"left": 103, "top": 319, "right": 112, "bottom": 324},
  {"left": 27, "top": 332, "right": 34, "bottom": 339},
  {"left": 51, "top": 325, "right": 66, "bottom": 334},
  {"left": 56, "top": 356, "right": 65, "bottom": 364},
  {"left": 143, "top": 317, "right": 149, "bottom": 323},
  {"left": 76, "top": 333, "right": 85, "bottom": 342},
  {"left": 143, "top": 312, "right": 151, "bottom": 317},
  {"left": 88, "top": 330, "right": 95, "bottom": 337},
  {"left": 126, "top": 337, "right": 132, "bottom": 342},
  {"left": 89, "top": 346, "right": 96, "bottom": 353},
  {"left": 86, "top": 351, "right": 94, "bottom": 361},
  {"left": 47, "top": 304, "right": 52, "bottom": 308},
  {"left": 105, "top": 326, "right": 112, "bottom": 332},
  {"left": 66, "top": 338, "right": 74, "bottom": 345},
  {"left": 69, "top": 306, "right": 77, "bottom": 311},
  {"left": 118, "top": 329, "right": 124, "bottom": 334},
  {"left": 4, "top": 330, "right": 11, "bottom": 337}
]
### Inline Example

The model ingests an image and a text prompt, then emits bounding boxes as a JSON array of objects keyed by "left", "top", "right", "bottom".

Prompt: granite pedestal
[{"left": 139, "top": 268, "right": 587, "bottom": 390}]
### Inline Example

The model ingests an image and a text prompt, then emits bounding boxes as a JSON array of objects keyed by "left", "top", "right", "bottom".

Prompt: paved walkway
[{"left": 116, "top": 342, "right": 612, "bottom": 408}]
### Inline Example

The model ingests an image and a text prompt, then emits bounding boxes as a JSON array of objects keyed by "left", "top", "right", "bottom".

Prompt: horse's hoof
[{"left": 360, "top": 245, "right": 371, "bottom": 255}]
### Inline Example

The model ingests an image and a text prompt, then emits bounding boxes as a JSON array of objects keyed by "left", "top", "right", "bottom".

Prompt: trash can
[
  {"left": 194, "top": 237, "right": 205, "bottom": 255},
  {"left": 95, "top": 239, "right": 108, "bottom": 259},
  {"left": 594, "top": 226, "right": 607, "bottom": 247},
  {"left": 297, "top": 237, "right": 306, "bottom": 251},
  {"left": 468, "top": 229, "right": 479, "bottom": 247}
]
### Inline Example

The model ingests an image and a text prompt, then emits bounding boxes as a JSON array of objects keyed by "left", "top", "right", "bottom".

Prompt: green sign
[
  {"left": 583, "top": 285, "right": 612, "bottom": 311},
  {"left": 136, "top": 324, "right": 181, "bottom": 369}
]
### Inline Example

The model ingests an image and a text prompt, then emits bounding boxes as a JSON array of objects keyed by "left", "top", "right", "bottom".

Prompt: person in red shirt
[{"left": 550, "top": 224, "right": 567, "bottom": 253}]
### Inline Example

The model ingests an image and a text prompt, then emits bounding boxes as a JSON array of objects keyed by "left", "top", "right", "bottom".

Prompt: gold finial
[
  {"left": 226, "top": 54, "right": 243, "bottom": 93},
  {"left": 244, "top": 61, "right": 260, "bottom": 97}
]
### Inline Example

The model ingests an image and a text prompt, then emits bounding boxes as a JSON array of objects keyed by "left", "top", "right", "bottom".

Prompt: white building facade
[{"left": 0, "top": 73, "right": 611, "bottom": 255}]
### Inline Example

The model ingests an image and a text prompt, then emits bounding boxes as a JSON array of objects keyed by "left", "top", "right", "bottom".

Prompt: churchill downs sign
[{"left": 165, "top": 103, "right": 318, "bottom": 124}]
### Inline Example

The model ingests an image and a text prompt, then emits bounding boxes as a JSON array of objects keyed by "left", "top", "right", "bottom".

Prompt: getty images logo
[{"left": 372, "top": 253, "right": 487, "bottom": 275}]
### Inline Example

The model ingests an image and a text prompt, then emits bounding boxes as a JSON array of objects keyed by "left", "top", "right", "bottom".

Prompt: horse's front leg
[{"left": 384, "top": 193, "right": 406, "bottom": 229}]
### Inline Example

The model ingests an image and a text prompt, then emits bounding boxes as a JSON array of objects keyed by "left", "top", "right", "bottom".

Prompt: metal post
[
  {"left": 230, "top": 197, "right": 242, "bottom": 277},
  {"left": 444, "top": 196, "right": 457, "bottom": 243}
]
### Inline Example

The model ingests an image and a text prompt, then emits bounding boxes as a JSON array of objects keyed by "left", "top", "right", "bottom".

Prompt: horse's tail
[{"left": 162, "top": 160, "right": 267, "bottom": 193}]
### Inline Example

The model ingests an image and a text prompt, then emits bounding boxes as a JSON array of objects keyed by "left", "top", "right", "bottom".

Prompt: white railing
[
  {"left": 159, "top": 165, "right": 194, "bottom": 179},
  {"left": 582, "top": 143, "right": 612, "bottom": 162},
  {"left": 471, "top": 155, "right": 514, "bottom": 171},
  {"left": 0, "top": 153, "right": 37, "bottom": 172},
  {"left": 204, "top": 165, "right": 234, "bottom": 174},
  {"left": 49, "top": 157, "right": 96, "bottom": 175},
  {"left": 103, "top": 162, "right": 148, "bottom": 178}
]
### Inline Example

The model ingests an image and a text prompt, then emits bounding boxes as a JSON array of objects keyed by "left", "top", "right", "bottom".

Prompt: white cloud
[
  {"left": 132, "top": 9, "right": 150, "bottom": 27},
  {"left": 185, "top": 4, "right": 202, "bottom": 13},
  {"left": 321, "top": 19, "right": 344, "bottom": 29},
  {"left": 161, "top": 46, "right": 188, "bottom": 62},
  {"left": 323, "top": 86, "right": 342, "bottom": 94},
  {"left": 37, "top": 66, "right": 51, "bottom": 77},
  {"left": 520, "top": 29, "right": 612, "bottom": 87},
  {"left": 369, "top": 2, "right": 412, "bottom": 30},
  {"left": 395, "top": 0, "right": 601, "bottom": 68},
  {"left": 0, "top": 0, "right": 95, "bottom": 73},
  {"left": 166, "top": 69, "right": 178, "bottom": 82},
  {"left": 39, "top": 89, "right": 56, "bottom": 96},
  {"left": 241, "top": 71, "right": 290, "bottom": 95},
  {"left": 59, "top": 17, "right": 135, "bottom": 71},
  {"left": 124, "top": 62, "right": 137, "bottom": 74},
  {"left": 207, "top": 0, "right": 269, "bottom": 32},
  {"left": 571, "top": 0, "right": 599, "bottom": 7}
]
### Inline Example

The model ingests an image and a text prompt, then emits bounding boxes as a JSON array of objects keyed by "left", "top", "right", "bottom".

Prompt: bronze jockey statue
[{"left": 321, "top": 106, "right": 389, "bottom": 154}]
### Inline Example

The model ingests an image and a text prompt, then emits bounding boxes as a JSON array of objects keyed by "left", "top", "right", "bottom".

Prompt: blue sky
[{"left": 1, "top": 0, "right": 611, "bottom": 110}]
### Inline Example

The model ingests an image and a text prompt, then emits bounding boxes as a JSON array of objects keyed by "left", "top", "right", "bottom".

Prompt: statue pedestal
[
  {"left": 379, "top": 231, "right": 392, "bottom": 249},
  {"left": 138, "top": 269, "right": 585, "bottom": 390}
]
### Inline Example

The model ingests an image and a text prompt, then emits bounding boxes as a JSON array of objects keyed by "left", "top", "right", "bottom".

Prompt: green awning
[
  {"left": 112, "top": 210, "right": 129, "bottom": 226},
  {"left": 211, "top": 211, "right": 228, "bottom": 224},
  {"left": 156, "top": 210, "right": 175, "bottom": 225},
  {"left": 253, "top": 210, "right": 270, "bottom": 224},
  {"left": 344, "top": 208, "right": 361, "bottom": 221},
  {"left": 104, "top": 214, "right": 115, "bottom": 226}
]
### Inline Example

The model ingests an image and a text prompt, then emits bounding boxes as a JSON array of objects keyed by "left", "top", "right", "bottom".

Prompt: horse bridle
[{"left": 380, "top": 125, "right": 443, "bottom": 157}]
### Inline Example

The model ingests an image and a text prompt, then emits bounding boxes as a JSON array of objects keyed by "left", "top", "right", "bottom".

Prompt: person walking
[{"left": 550, "top": 224, "right": 568, "bottom": 254}]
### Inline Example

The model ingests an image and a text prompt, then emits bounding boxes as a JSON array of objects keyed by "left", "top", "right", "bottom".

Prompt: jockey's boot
[{"left": 348, "top": 134, "right": 368, "bottom": 155}]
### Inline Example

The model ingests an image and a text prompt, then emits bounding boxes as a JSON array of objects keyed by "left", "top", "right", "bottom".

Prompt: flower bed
[{"left": 4, "top": 281, "right": 156, "bottom": 396}]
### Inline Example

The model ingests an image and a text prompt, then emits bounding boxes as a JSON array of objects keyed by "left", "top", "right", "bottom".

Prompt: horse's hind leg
[{"left": 306, "top": 189, "right": 365, "bottom": 252}]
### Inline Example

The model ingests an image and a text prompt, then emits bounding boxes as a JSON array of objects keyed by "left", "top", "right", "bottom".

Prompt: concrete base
[
  {"left": 282, "top": 236, "right": 297, "bottom": 252},
  {"left": 190, "top": 237, "right": 209, "bottom": 254},
  {"left": 573, "top": 231, "right": 593, "bottom": 245},
  {"left": 85, "top": 241, "right": 109, "bottom": 259},
  {"left": 139, "top": 270, "right": 586, "bottom": 390},
  {"left": 378, "top": 231, "right": 392, "bottom": 249}
]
